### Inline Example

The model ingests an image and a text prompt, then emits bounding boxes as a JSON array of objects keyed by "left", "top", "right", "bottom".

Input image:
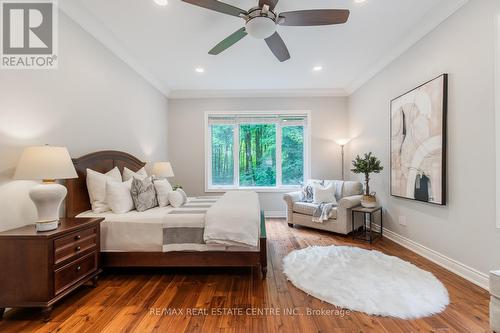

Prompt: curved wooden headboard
[{"left": 65, "top": 150, "right": 146, "bottom": 218}]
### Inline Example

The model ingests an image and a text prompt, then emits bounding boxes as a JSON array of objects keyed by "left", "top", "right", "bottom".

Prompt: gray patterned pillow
[
  {"left": 131, "top": 177, "right": 158, "bottom": 212},
  {"left": 301, "top": 185, "right": 314, "bottom": 202},
  {"left": 301, "top": 180, "right": 325, "bottom": 202}
]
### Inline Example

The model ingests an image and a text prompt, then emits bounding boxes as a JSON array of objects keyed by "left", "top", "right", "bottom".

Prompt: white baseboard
[
  {"left": 383, "top": 228, "right": 489, "bottom": 291},
  {"left": 265, "top": 210, "right": 286, "bottom": 218}
]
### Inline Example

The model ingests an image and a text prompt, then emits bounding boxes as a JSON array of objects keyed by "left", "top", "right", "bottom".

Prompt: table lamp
[
  {"left": 152, "top": 162, "right": 175, "bottom": 178},
  {"left": 14, "top": 146, "right": 77, "bottom": 232}
]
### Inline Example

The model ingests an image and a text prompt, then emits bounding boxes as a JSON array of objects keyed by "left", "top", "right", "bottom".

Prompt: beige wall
[
  {"left": 167, "top": 97, "right": 348, "bottom": 214},
  {"left": 348, "top": 0, "right": 500, "bottom": 277},
  {"left": 496, "top": 14, "right": 500, "bottom": 229},
  {"left": 0, "top": 13, "right": 168, "bottom": 232}
]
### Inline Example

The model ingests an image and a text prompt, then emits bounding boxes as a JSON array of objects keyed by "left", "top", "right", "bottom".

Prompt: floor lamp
[{"left": 335, "top": 138, "right": 351, "bottom": 180}]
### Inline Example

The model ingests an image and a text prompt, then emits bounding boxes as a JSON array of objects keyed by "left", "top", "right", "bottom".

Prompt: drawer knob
[
  {"left": 74, "top": 235, "right": 81, "bottom": 240},
  {"left": 75, "top": 246, "right": 81, "bottom": 251},
  {"left": 76, "top": 266, "right": 81, "bottom": 271}
]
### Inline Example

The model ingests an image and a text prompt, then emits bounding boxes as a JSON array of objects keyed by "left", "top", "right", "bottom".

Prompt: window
[
  {"left": 239, "top": 124, "right": 276, "bottom": 187},
  {"left": 206, "top": 112, "right": 310, "bottom": 191},
  {"left": 282, "top": 125, "right": 304, "bottom": 185},
  {"left": 211, "top": 125, "right": 234, "bottom": 185}
]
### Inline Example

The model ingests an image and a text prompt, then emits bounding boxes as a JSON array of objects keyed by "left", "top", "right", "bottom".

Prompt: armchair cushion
[{"left": 293, "top": 202, "right": 337, "bottom": 219}]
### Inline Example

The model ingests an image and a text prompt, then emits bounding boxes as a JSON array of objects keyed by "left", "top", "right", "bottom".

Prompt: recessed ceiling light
[
  {"left": 313, "top": 66, "right": 323, "bottom": 72},
  {"left": 195, "top": 67, "right": 205, "bottom": 73},
  {"left": 354, "top": 0, "right": 366, "bottom": 3},
  {"left": 154, "top": 0, "right": 168, "bottom": 6}
]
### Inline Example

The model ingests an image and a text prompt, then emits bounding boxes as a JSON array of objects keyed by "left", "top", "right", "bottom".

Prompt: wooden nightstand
[{"left": 0, "top": 217, "right": 103, "bottom": 321}]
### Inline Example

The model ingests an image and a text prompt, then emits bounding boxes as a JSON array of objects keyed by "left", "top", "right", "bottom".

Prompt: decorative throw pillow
[
  {"left": 301, "top": 180, "right": 324, "bottom": 202},
  {"left": 177, "top": 188, "right": 188, "bottom": 203},
  {"left": 168, "top": 189, "right": 186, "bottom": 208},
  {"left": 313, "top": 183, "right": 337, "bottom": 205},
  {"left": 86, "top": 167, "right": 122, "bottom": 213},
  {"left": 301, "top": 185, "right": 314, "bottom": 203},
  {"left": 122, "top": 167, "right": 148, "bottom": 181},
  {"left": 130, "top": 177, "right": 158, "bottom": 212},
  {"left": 154, "top": 179, "right": 173, "bottom": 207},
  {"left": 106, "top": 179, "right": 134, "bottom": 214}
]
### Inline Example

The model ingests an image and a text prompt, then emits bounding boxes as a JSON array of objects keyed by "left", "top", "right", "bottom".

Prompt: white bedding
[
  {"left": 204, "top": 191, "right": 260, "bottom": 247},
  {"left": 77, "top": 197, "right": 259, "bottom": 252}
]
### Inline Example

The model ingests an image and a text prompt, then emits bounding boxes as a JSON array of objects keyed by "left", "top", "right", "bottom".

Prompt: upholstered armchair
[{"left": 283, "top": 180, "right": 363, "bottom": 235}]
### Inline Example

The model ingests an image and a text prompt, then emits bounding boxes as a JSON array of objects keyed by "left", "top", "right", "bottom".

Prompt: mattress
[{"left": 77, "top": 197, "right": 259, "bottom": 253}]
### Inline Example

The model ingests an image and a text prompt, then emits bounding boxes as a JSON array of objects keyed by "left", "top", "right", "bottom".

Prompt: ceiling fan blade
[
  {"left": 259, "top": 0, "right": 279, "bottom": 11},
  {"left": 264, "top": 32, "right": 290, "bottom": 62},
  {"left": 278, "top": 9, "right": 350, "bottom": 26},
  {"left": 209, "top": 28, "right": 248, "bottom": 55},
  {"left": 182, "top": 0, "right": 247, "bottom": 18}
]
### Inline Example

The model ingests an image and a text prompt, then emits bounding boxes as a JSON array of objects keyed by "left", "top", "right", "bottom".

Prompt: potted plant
[{"left": 351, "top": 152, "right": 383, "bottom": 208}]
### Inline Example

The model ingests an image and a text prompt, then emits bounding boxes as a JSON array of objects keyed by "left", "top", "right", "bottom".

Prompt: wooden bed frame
[{"left": 65, "top": 150, "right": 267, "bottom": 277}]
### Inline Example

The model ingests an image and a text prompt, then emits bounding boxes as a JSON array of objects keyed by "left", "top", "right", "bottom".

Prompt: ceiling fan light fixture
[{"left": 246, "top": 16, "right": 276, "bottom": 39}]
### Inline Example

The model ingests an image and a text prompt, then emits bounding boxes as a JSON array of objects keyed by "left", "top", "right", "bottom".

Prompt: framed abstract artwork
[{"left": 390, "top": 74, "right": 448, "bottom": 205}]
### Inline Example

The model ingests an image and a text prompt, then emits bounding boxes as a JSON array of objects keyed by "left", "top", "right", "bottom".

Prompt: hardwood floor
[{"left": 0, "top": 219, "right": 491, "bottom": 333}]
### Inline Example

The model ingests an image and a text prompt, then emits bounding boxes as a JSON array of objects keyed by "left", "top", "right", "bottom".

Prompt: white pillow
[
  {"left": 86, "top": 167, "right": 122, "bottom": 213},
  {"left": 154, "top": 179, "right": 173, "bottom": 207},
  {"left": 122, "top": 166, "right": 148, "bottom": 181},
  {"left": 106, "top": 179, "right": 134, "bottom": 214},
  {"left": 313, "top": 183, "right": 337, "bottom": 205},
  {"left": 168, "top": 190, "right": 186, "bottom": 208},
  {"left": 177, "top": 188, "right": 188, "bottom": 203}
]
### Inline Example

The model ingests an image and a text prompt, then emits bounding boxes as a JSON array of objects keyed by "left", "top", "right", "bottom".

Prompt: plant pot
[{"left": 361, "top": 195, "right": 377, "bottom": 208}]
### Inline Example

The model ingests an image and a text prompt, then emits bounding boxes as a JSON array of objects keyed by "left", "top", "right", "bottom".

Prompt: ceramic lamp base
[
  {"left": 36, "top": 221, "right": 59, "bottom": 232},
  {"left": 29, "top": 182, "right": 67, "bottom": 231}
]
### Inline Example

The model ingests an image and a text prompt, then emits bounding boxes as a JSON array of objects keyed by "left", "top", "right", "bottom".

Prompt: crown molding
[
  {"left": 346, "top": 0, "right": 469, "bottom": 95},
  {"left": 168, "top": 88, "right": 348, "bottom": 99},
  {"left": 59, "top": 1, "right": 170, "bottom": 97}
]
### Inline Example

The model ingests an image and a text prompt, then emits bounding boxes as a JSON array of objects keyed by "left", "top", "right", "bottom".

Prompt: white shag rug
[{"left": 283, "top": 245, "right": 449, "bottom": 319}]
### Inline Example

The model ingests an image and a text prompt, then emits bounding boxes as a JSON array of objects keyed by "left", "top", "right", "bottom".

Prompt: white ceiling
[{"left": 61, "top": 0, "right": 467, "bottom": 97}]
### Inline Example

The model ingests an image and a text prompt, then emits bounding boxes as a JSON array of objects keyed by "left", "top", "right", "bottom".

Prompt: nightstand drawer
[
  {"left": 55, "top": 252, "right": 97, "bottom": 294},
  {"left": 54, "top": 235, "right": 97, "bottom": 266},
  {"left": 54, "top": 226, "right": 97, "bottom": 250}
]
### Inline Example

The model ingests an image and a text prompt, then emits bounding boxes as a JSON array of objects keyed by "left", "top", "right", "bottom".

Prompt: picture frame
[{"left": 390, "top": 74, "right": 448, "bottom": 205}]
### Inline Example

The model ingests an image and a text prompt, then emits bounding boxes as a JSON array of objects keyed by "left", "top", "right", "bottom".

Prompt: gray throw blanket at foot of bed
[{"left": 312, "top": 202, "right": 337, "bottom": 223}]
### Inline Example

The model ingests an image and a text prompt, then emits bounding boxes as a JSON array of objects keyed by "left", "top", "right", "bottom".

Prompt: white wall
[
  {"left": 167, "top": 97, "right": 348, "bottom": 214},
  {"left": 348, "top": 0, "right": 500, "bottom": 277},
  {"left": 496, "top": 14, "right": 500, "bottom": 229},
  {"left": 0, "top": 13, "right": 168, "bottom": 232}
]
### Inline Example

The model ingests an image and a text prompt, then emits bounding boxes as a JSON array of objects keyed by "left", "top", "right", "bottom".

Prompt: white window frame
[{"left": 205, "top": 110, "right": 311, "bottom": 193}]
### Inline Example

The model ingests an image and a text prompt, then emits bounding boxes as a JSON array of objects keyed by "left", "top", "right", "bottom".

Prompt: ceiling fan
[{"left": 182, "top": 0, "right": 350, "bottom": 62}]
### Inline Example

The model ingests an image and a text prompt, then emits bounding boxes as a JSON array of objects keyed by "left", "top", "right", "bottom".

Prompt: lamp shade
[
  {"left": 152, "top": 162, "right": 174, "bottom": 178},
  {"left": 335, "top": 138, "right": 351, "bottom": 146},
  {"left": 14, "top": 146, "right": 77, "bottom": 181}
]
